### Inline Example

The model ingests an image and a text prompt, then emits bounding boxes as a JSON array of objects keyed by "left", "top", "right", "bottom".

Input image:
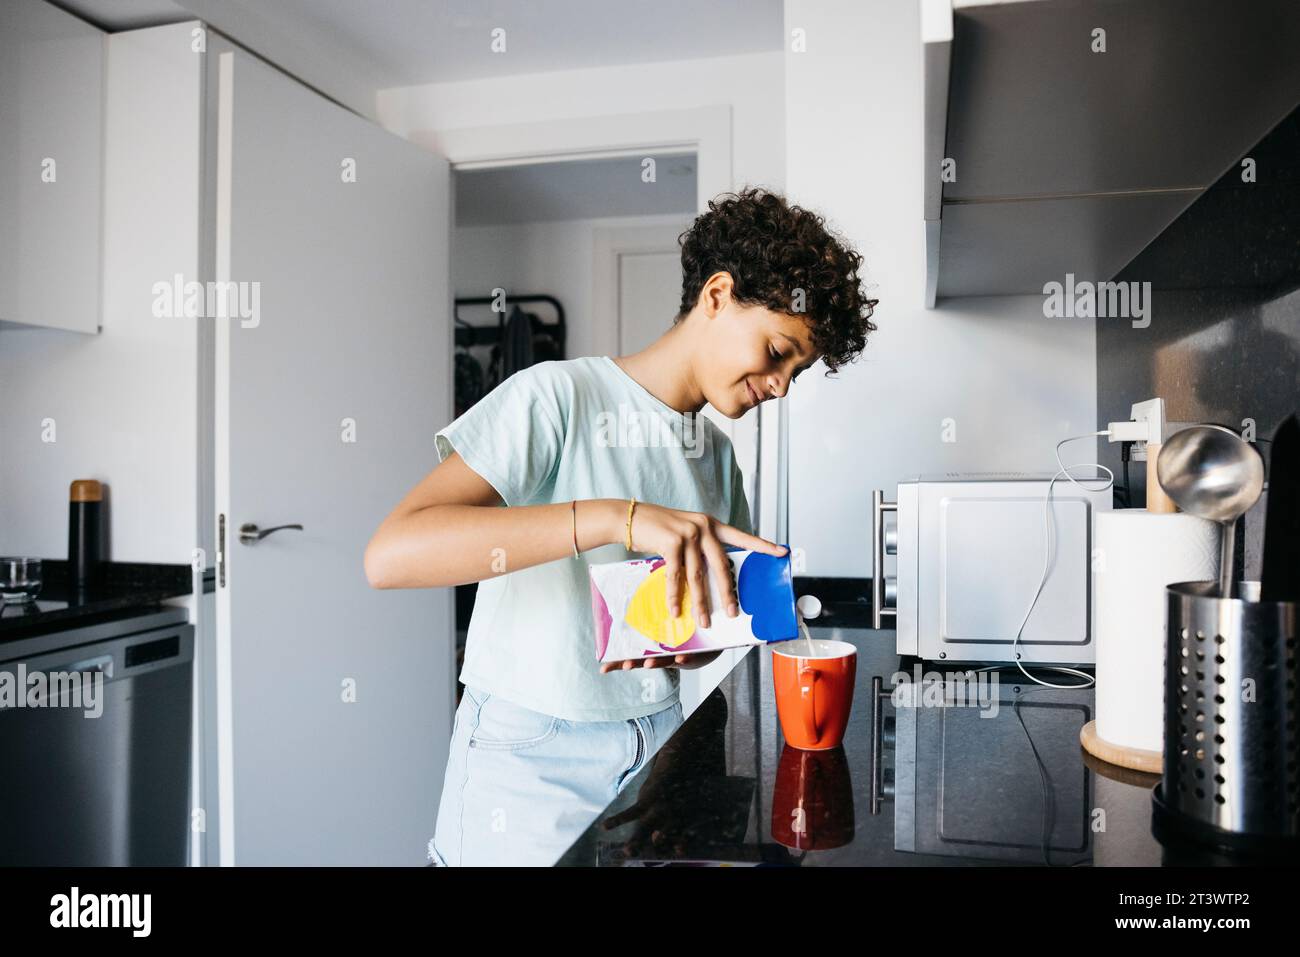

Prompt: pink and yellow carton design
[{"left": 590, "top": 546, "right": 798, "bottom": 662}]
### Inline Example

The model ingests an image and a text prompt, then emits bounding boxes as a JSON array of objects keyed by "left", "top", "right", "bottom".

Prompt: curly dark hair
[{"left": 674, "top": 186, "right": 877, "bottom": 374}]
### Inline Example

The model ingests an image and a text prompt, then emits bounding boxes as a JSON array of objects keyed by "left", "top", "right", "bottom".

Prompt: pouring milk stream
[{"left": 796, "top": 594, "right": 822, "bottom": 656}]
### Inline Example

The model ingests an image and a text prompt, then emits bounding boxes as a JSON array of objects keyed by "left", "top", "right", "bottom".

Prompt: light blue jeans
[{"left": 429, "top": 684, "right": 684, "bottom": 866}]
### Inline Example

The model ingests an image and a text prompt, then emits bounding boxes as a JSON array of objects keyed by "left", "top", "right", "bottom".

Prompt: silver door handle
[
  {"left": 872, "top": 490, "right": 897, "bottom": 630},
  {"left": 239, "top": 523, "right": 303, "bottom": 545},
  {"left": 58, "top": 654, "right": 114, "bottom": 679}
]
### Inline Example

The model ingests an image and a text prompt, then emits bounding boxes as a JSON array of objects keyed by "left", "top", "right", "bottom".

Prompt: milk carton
[{"left": 590, "top": 546, "right": 798, "bottom": 662}]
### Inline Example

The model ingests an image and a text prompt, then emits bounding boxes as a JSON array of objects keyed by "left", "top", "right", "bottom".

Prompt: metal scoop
[{"left": 1156, "top": 425, "right": 1265, "bottom": 599}]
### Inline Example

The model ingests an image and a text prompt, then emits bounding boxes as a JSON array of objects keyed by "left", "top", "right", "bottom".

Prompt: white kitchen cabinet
[{"left": 0, "top": 0, "right": 104, "bottom": 333}]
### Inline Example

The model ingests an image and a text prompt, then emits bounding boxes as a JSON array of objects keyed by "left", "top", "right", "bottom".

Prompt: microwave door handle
[
  {"left": 871, "top": 675, "right": 884, "bottom": 814},
  {"left": 872, "top": 490, "right": 897, "bottom": 630},
  {"left": 869, "top": 675, "right": 895, "bottom": 815}
]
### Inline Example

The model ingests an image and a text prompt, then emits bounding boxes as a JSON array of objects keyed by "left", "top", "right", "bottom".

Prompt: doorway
[{"left": 448, "top": 150, "right": 699, "bottom": 678}]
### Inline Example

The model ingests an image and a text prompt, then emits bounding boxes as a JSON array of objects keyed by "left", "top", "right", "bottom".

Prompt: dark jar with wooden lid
[{"left": 68, "top": 479, "right": 104, "bottom": 594}]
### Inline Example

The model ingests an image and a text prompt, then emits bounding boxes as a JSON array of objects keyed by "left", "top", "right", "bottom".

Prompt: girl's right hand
[{"left": 624, "top": 503, "right": 787, "bottom": 629}]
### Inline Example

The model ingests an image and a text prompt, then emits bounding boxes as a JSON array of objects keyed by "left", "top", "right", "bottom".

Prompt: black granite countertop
[
  {"left": 556, "top": 623, "right": 1274, "bottom": 867},
  {"left": 0, "top": 560, "right": 210, "bottom": 643}
]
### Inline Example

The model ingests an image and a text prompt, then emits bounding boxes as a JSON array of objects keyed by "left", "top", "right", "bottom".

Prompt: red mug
[
  {"left": 772, "top": 639, "right": 857, "bottom": 749},
  {"left": 771, "top": 744, "right": 855, "bottom": 850}
]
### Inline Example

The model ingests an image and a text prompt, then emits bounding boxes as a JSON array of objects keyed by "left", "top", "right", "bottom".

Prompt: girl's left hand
[{"left": 599, "top": 650, "right": 723, "bottom": 674}]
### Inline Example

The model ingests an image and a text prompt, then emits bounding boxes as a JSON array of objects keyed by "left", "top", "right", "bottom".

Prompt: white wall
[
  {"left": 783, "top": 0, "right": 1098, "bottom": 577},
  {"left": 0, "top": 23, "right": 204, "bottom": 563}
]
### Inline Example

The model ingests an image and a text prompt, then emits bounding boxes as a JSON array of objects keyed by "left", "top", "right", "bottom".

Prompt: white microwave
[{"left": 872, "top": 474, "right": 1113, "bottom": 664}]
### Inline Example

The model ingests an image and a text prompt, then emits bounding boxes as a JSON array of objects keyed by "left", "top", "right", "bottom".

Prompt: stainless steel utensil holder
[{"left": 1153, "top": 580, "right": 1298, "bottom": 855}]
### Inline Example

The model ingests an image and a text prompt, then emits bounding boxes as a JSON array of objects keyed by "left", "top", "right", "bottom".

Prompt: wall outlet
[{"left": 1129, "top": 397, "right": 1167, "bottom": 446}]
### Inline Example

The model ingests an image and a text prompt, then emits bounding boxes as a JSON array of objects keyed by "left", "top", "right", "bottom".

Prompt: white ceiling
[
  {"left": 455, "top": 152, "right": 697, "bottom": 227},
  {"left": 53, "top": 0, "right": 191, "bottom": 31},
  {"left": 52, "top": 0, "right": 785, "bottom": 87}
]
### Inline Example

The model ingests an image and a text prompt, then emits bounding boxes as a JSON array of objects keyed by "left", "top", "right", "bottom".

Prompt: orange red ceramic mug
[{"left": 772, "top": 639, "right": 857, "bottom": 749}]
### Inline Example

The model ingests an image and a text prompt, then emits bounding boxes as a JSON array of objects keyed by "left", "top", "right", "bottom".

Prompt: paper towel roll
[{"left": 1095, "top": 510, "right": 1220, "bottom": 753}]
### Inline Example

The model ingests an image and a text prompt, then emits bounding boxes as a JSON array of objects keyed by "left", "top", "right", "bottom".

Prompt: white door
[
  {"left": 211, "top": 44, "right": 452, "bottom": 865},
  {"left": 617, "top": 251, "right": 681, "bottom": 355}
]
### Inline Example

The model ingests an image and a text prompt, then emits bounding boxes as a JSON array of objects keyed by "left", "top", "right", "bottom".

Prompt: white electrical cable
[{"left": 1003, "top": 430, "right": 1115, "bottom": 689}]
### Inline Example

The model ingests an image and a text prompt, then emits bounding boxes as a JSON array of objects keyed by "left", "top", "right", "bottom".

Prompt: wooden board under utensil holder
[
  {"left": 1080, "top": 720, "right": 1163, "bottom": 774},
  {"left": 1146, "top": 443, "right": 1177, "bottom": 514}
]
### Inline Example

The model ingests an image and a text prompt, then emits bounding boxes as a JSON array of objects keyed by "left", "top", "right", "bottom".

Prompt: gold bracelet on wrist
[
  {"left": 624, "top": 497, "right": 637, "bottom": 551},
  {"left": 570, "top": 499, "right": 580, "bottom": 558}
]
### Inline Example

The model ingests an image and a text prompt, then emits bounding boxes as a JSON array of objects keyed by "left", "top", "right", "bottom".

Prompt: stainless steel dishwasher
[{"left": 0, "top": 606, "right": 194, "bottom": 866}]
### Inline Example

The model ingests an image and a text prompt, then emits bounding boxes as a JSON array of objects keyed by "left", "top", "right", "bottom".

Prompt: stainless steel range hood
[{"left": 922, "top": 0, "right": 1300, "bottom": 306}]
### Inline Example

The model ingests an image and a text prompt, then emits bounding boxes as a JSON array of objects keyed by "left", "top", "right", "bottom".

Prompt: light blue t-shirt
[{"left": 434, "top": 355, "right": 752, "bottom": 722}]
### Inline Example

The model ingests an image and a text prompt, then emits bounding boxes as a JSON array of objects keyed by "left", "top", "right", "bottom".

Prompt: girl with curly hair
[{"left": 365, "top": 185, "right": 877, "bottom": 866}]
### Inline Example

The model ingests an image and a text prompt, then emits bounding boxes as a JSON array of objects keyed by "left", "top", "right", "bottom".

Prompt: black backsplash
[{"left": 1099, "top": 104, "right": 1300, "bottom": 579}]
